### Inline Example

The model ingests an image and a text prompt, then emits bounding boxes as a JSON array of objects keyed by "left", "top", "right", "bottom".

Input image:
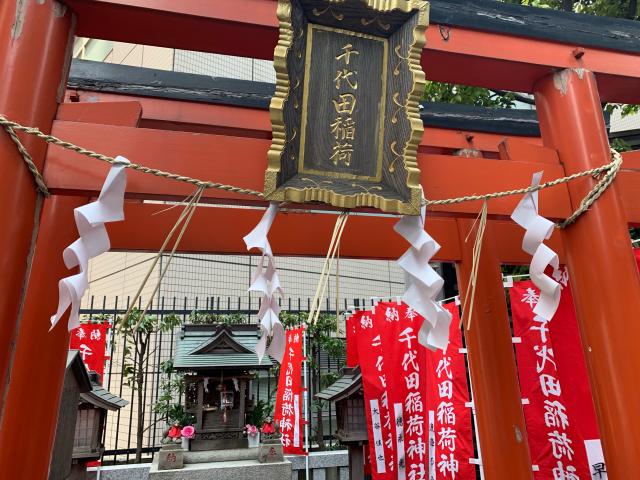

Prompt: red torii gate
[{"left": 0, "top": 1, "right": 639, "bottom": 479}]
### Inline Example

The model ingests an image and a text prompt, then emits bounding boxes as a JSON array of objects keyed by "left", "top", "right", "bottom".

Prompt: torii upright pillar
[
  {"left": 0, "top": 195, "right": 88, "bottom": 479},
  {"left": 455, "top": 218, "right": 533, "bottom": 480},
  {"left": 0, "top": 0, "right": 73, "bottom": 404},
  {"left": 535, "top": 69, "right": 640, "bottom": 478}
]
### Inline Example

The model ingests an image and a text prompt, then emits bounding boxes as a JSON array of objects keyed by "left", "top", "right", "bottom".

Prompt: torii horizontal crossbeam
[
  {"left": 60, "top": 0, "right": 640, "bottom": 103},
  {"left": 44, "top": 116, "right": 640, "bottom": 223},
  {"left": 107, "top": 202, "right": 566, "bottom": 264}
]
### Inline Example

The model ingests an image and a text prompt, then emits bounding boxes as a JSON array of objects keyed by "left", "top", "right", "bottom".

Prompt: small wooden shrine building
[
  {"left": 74, "top": 371, "right": 128, "bottom": 464},
  {"left": 51, "top": 352, "right": 126, "bottom": 480},
  {"left": 174, "top": 324, "right": 272, "bottom": 450},
  {"left": 317, "top": 366, "right": 368, "bottom": 480}
]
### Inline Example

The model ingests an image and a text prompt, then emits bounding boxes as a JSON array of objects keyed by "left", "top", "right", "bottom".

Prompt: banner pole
[
  {"left": 467, "top": 370, "right": 485, "bottom": 480},
  {"left": 303, "top": 326, "right": 310, "bottom": 479}
]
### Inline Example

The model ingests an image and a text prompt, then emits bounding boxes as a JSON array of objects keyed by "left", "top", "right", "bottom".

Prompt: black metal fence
[{"left": 79, "top": 294, "right": 386, "bottom": 463}]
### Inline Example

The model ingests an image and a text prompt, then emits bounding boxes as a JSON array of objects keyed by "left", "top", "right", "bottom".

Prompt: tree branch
[
  {"left": 491, "top": 89, "right": 536, "bottom": 106},
  {"left": 142, "top": 418, "right": 164, "bottom": 435},
  {"left": 145, "top": 345, "right": 158, "bottom": 362}
]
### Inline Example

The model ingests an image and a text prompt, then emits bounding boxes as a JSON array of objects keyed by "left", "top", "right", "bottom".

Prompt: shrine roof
[
  {"left": 316, "top": 366, "right": 362, "bottom": 402},
  {"left": 173, "top": 324, "right": 273, "bottom": 370},
  {"left": 66, "top": 351, "right": 92, "bottom": 394},
  {"left": 67, "top": 352, "right": 127, "bottom": 410},
  {"left": 81, "top": 373, "right": 128, "bottom": 411}
]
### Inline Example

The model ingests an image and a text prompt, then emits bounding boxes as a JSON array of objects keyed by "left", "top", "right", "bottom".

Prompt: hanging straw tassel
[
  {"left": 307, "top": 212, "right": 349, "bottom": 325},
  {"left": 116, "top": 186, "right": 205, "bottom": 332},
  {"left": 460, "top": 200, "right": 488, "bottom": 331}
]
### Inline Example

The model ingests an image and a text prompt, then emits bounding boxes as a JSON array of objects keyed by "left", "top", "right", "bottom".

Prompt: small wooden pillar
[
  {"left": 455, "top": 218, "right": 533, "bottom": 480},
  {"left": 238, "top": 379, "right": 246, "bottom": 429},
  {"left": 534, "top": 68, "right": 640, "bottom": 478},
  {"left": 316, "top": 367, "right": 366, "bottom": 479},
  {"left": 348, "top": 445, "right": 365, "bottom": 480},
  {"left": 196, "top": 379, "right": 204, "bottom": 430}
]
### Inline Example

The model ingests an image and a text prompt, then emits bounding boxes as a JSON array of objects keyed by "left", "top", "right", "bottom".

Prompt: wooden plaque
[{"left": 265, "top": 0, "right": 429, "bottom": 215}]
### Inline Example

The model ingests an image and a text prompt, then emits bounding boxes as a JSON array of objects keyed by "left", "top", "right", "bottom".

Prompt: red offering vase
[
  {"left": 261, "top": 422, "right": 275, "bottom": 434},
  {"left": 167, "top": 426, "right": 182, "bottom": 439}
]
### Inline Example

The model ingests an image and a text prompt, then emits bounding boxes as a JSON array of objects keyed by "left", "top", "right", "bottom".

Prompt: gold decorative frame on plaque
[{"left": 265, "top": 0, "right": 429, "bottom": 215}]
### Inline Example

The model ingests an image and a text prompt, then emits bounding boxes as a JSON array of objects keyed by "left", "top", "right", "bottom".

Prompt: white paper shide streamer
[
  {"left": 244, "top": 202, "right": 285, "bottom": 363},
  {"left": 51, "top": 157, "right": 129, "bottom": 331},
  {"left": 394, "top": 205, "right": 452, "bottom": 350},
  {"left": 511, "top": 172, "right": 562, "bottom": 320}
]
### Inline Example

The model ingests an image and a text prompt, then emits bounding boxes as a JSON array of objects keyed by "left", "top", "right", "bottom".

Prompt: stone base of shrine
[
  {"left": 190, "top": 438, "right": 247, "bottom": 452},
  {"left": 149, "top": 448, "right": 291, "bottom": 480}
]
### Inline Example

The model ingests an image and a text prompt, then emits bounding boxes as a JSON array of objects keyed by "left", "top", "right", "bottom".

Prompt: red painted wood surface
[
  {"left": 57, "top": 100, "right": 142, "bottom": 127},
  {"left": 0, "top": 0, "right": 73, "bottom": 414},
  {"left": 535, "top": 68, "right": 640, "bottom": 478},
  {"left": 45, "top": 121, "right": 577, "bottom": 218},
  {"left": 0, "top": 196, "right": 89, "bottom": 479},
  {"left": 106, "top": 202, "right": 566, "bottom": 264},
  {"left": 456, "top": 219, "right": 534, "bottom": 480}
]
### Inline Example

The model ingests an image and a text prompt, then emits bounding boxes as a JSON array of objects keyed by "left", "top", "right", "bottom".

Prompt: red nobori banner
[
  {"left": 425, "top": 302, "right": 475, "bottom": 480},
  {"left": 346, "top": 312, "right": 358, "bottom": 368},
  {"left": 374, "top": 301, "right": 428, "bottom": 480},
  {"left": 353, "top": 308, "right": 396, "bottom": 479},
  {"left": 69, "top": 322, "right": 110, "bottom": 381},
  {"left": 635, "top": 248, "right": 640, "bottom": 270},
  {"left": 275, "top": 327, "right": 305, "bottom": 455},
  {"left": 274, "top": 327, "right": 306, "bottom": 455},
  {"left": 510, "top": 275, "right": 602, "bottom": 479}
]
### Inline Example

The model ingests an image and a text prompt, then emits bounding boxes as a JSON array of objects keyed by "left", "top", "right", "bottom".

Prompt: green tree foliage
[
  {"left": 117, "top": 309, "right": 181, "bottom": 462},
  {"left": 424, "top": 81, "right": 516, "bottom": 108},
  {"left": 187, "top": 311, "right": 247, "bottom": 324},
  {"left": 426, "top": 0, "right": 639, "bottom": 118},
  {"left": 154, "top": 359, "right": 195, "bottom": 430},
  {"left": 501, "top": 0, "right": 638, "bottom": 18},
  {"left": 245, "top": 399, "right": 271, "bottom": 427}
]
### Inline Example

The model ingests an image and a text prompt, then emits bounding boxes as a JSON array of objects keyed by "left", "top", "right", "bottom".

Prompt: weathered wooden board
[{"left": 265, "top": 0, "right": 429, "bottom": 215}]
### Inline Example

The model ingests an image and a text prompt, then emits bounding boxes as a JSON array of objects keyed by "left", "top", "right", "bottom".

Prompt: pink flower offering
[
  {"left": 245, "top": 424, "right": 258, "bottom": 437},
  {"left": 181, "top": 425, "right": 195, "bottom": 439}
]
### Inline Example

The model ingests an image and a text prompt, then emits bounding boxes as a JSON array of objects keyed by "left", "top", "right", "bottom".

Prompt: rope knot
[
  {"left": 0, "top": 115, "right": 50, "bottom": 197},
  {"left": 557, "top": 148, "right": 622, "bottom": 229}
]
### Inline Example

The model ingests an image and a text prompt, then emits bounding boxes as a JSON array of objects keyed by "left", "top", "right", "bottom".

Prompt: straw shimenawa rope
[
  {"left": 0, "top": 115, "right": 264, "bottom": 198},
  {"left": 0, "top": 114, "right": 623, "bottom": 228},
  {"left": 423, "top": 149, "right": 623, "bottom": 230}
]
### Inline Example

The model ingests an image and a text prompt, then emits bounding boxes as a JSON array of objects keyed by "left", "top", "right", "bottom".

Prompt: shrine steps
[{"left": 149, "top": 448, "right": 292, "bottom": 480}]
